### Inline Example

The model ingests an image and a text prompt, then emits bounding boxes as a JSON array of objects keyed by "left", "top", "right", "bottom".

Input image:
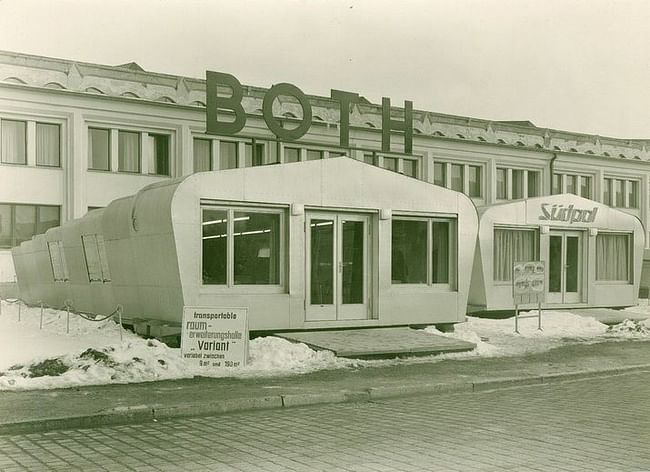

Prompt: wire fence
[{"left": 0, "top": 297, "right": 124, "bottom": 341}]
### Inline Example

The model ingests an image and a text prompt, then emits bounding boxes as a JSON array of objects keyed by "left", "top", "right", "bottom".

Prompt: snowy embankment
[{"left": 0, "top": 300, "right": 648, "bottom": 391}]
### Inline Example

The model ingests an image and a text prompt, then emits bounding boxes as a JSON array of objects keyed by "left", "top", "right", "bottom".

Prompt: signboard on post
[
  {"left": 512, "top": 261, "right": 545, "bottom": 333},
  {"left": 181, "top": 306, "right": 249, "bottom": 371}
]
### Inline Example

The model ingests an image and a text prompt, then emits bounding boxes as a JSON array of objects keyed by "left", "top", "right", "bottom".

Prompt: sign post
[
  {"left": 512, "top": 261, "right": 545, "bottom": 334},
  {"left": 181, "top": 307, "right": 249, "bottom": 371}
]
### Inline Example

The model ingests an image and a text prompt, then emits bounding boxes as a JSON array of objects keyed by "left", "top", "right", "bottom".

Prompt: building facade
[{"left": 1, "top": 50, "right": 648, "bottom": 309}]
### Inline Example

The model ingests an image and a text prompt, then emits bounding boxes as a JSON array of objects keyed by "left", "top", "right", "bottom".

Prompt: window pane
[
  {"left": 552, "top": 173, "right": 561, "bottom": 195},
  {"left": 403, "top": 159, "right": 417, "bottom": 178},
  {"left": 434, "top": 162, "right": 446, "bottom": 187},
  {"left": 496, "top": 168, "right": 507, "bottom": 199},
  {"left": 285, "top": 147, "right": 300, "bottom": 163},
  {"left": 36, "top": 123, "right": 60, "bottom": 167},
  {"left": 603, "top": 178, "right": 612, "bottom": 205},
  {"left": 118, "top": 131, "right": 140, "bottom": 172},
  {"left": 193, "top": 138, "right": 212, "bottom": 172},
  {"left": 0, "top": 205, "right": 12, "bottom": 247},
  {"left": 341, "top": 220, "right": 364, "bottom": 303},
  {"left": 527, "top": 171, "right": 539, "bottom": 197},
  {"left": 306, "top": 150, "right": 322, "bottom": 161},
  {"left": 245, "top": 143, "right": 265, "bottom": 167},
  {"left": 392, "top": 220, "right": 427, "bottom": 284},
  {"left": 363, "top": 153, "right": 375, "bottom": 165},
  {"left": 512, "top": 169, "right": 524, "bottom": 199},
  {"left": 566, "top": 175, "right": 577, "bottom": 195},
  {"left": 219, "top": 141, "right": 238, "bottom": 170},
  {"left": 468, "top": 165, "right": 481, "bottom": 197},
  {"left": 234, "top": 211, "right": 280, "bottom": 285},
  {"left": 493, "top": 229, "right": 537, "bottom": 281},
  {"left": 628, "top": 181, "right": 638, "bottom": 208},
  {"left": 14, "top": 205, "right": 36, "bottom": 245},
  {"left": 615, "top": 179, "right": 624, "bottom": 207},
  {"left": 1, "top": 120, "right": 26, "bottom": 164},
  {"left": 89, "top": 128, "right": 110, "bottom": 171},
  {"left": 311, "top": 219, "right": 334, "bottom": 304},
  {"left": 36, "top": 206, "right": 59, "bottom": 234},
  {"left": 202, "top": 209, "right": 228, "bottom": 284},
  {"left": 450, "top": 164, "right": 463, "bottom": 191},
  {"left": 580, "top": 176, "right": 592, "bottom": 198},
  {"left": 596, "top": 233, "right": 629, "bottom": 281},
  {"left": 151, "top": 134, "right": 170, "bottom": 176},
  {"left": 384, "top": 157, "right": 397, "bottom": 172},
  {"left": 81, "top": 234, "right": 102, "bottom": 282},
  {"left": 432, "top": 222, "right": 450, "bottom": 283}
]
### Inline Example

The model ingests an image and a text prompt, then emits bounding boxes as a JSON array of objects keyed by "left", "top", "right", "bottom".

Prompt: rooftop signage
[
  {"left": 539, "top": 203, "right": 598, "bottom": 224},
  {"left": 205, "top": 71, "right": 413, "bottom": 154}
]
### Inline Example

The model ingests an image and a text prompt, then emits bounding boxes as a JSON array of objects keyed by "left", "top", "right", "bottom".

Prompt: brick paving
[{"left": 0, "top": 372, "right": 649, "bottom": 471}]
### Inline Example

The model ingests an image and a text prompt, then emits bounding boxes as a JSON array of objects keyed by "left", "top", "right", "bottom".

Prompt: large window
[
  {"left": 1, "top": 119, "right": 26, "bottom": 165},
  {"left": 193, "top": 138, "right": 212, "bottom": 172},
  {"left": 596, "top": 233, "right": 630, "bottom": 282},
  {"left": 47, "top": 240, "right": 69, "bottom": 282},
  {"left": 0, "top": 204, "right": 60, "bottom": 248},
  {"left": 433, "top": 161, "right": 482, "bottom": 198},
  {"left": 493, "top": 228, "right": 538, "bottom": 282},
  {"left": 202, "top": 207, "right": 283, "bottom": 286},
  {"left": 81, "top": 234, "right": 111, "bottom": 283},
  {"left": 89, "top": 128, "right": 111, "bottom": 171},
  {"left": 118, "top": 131, "right": 140, "bottom": 172},
  {"left": 553, "top": 173, "right": 592, "bottom": 198},
  {"left": 149, "top": 134, "right": 170, "bottom": 176},
  {"left": 604, "top": 178, "right": 639, "bottom": 208},
  {"left": 36, "top": 123, "right": 60, "bottom": 167},
  {"left": 497, "top": 168, "right": 540, "bottom": 200},
  {"left": 391, "top": 217, "right": 455, "bottom": 286}
]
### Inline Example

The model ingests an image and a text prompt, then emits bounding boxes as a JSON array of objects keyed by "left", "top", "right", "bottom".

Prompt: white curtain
[
  {"left": 118, "top": 131, "right": 140, "bottom": 172},
  {"left": 494, "top": 229, "right": 536, "bottom": 281},
  {"left": 36, "top": 123, "right": 60, "bottom": 166},
  {"left": 1, "top": 120, "right": 26, "bottom": 164},
  {"left": 596, "top": 233, "right": 629, "bottom": 281}
]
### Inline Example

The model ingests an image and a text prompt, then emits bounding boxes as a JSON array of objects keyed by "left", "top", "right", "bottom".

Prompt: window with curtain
[
  {"left": 566, "top": 174, "right": 577, "bottom": 195},
  {"left": 450, "top": 164, "right": 463, "bottom": 191},
  {"left": 36, "top": 123, "right": 60, "bottom": 167},
  {"left": 603, "top": 178, "right": 612, "bottom": 205},
  {"left": 118, "top": 131, "right": 140, "bottom": 172},
  {"left": 149, "top": 134, "right": 170, "bottom": 176},
  {"left": 512, "top": 169, "right": 524, "bottom": 199},
  {"left": 552, "top": 173, "right": 562, "bottom": 195},
  {"left": 596, "top": 233, "right": 630, "bottom": 282},
  {"left": 468, "top": 165, "right": 481, "bottom": 197},
  {"left": 89, "top": 128, "right": 110, "bottom": 171},
  {"left": 193, "top": 138, "right": 212, "bottom": 172},
  {"left": 527, "top": 171, "right": 540, "bottom": 197},
  {"left": 434, "top": 162, "right": 446, "bottom": 187},
  {"left": 1, "top": 119, "right": 26, "bottom": 165},
  {"left": 496, "top": 168, "right": 507, "bottom": 199},
  {"left": 219, "top": 141, "right": 238, "bottom": 169},
  {"left": 493, "top": 228, "right": 538, "bottom": 281},
  {"left": 581, "top": 176, "right": 592, "bottom": 198}
]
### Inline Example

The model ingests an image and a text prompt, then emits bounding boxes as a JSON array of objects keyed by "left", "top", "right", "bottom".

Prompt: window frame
[
  {"left": 0, "top": 119, "right": 27, "bottom": 165},
  {"left": 595, "top": 231, "right": 633, "bottom": 284},
  {"left": 200, "top": 204, "right": 287, "bottom": 293},
  {"left": 493, "top": 226, "right": 540, "bottom": 284},
  {"left": 390, "top": 215, "right": 457, "bottom": 290},
  {"left": 35, "top": 122, "right": 61, "bottom": 168},
  {"left": 117, "top": 129, "right": 141, "bottom": 173},
  {"left": 0, "top": 203, "right": 60, "bottom": 249},
  {"left": 88, "top": 127, "right": 112, "bottom": 171}
]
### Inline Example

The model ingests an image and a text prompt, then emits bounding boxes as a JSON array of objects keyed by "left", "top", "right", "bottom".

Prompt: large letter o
[{"left": 263, "top": 83, "right": 312, "bottom": 141}]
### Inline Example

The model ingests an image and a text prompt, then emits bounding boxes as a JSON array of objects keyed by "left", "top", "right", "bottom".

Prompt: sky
[{"left": 0, "top": 0, "right": 649, "bottom": 139}]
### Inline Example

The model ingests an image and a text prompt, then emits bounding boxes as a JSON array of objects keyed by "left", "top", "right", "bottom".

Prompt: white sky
[{"left": 1, "top": 0, "right": 649, "bottom": 138}]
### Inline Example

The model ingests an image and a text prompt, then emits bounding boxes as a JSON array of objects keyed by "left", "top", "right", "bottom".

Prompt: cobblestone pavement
[{"left": 0, "top": 372, "right": 649, "bottom": 472}]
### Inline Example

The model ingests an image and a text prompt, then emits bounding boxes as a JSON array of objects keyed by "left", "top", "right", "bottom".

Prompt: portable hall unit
[
  {"left": 12, "top": 158, "right": 479, "bottom": 332},
  {"left": 469, "top": 193, "right": 644, "bottom": 312}
]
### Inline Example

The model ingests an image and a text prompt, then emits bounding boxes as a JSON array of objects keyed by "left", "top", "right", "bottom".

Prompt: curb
[{"left": 1, "top": 364, "right": 649, "bottom": 435}]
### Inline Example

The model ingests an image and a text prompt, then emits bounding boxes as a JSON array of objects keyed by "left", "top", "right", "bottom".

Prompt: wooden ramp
[{"left": 274, "top": 327, "right": 476, "bottom": 359}]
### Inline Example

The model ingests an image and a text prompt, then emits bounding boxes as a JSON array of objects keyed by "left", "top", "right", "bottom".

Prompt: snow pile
[{"left": 1, "top": 300, "right": 649, "bottom": 391}]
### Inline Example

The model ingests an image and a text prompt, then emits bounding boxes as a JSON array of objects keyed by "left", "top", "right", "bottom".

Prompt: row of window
[
  {"left": 201, "top": 207, "right": 456, "bottom": 288},
  {"left": 88, "top": 128, "right": 170, "bottom": 175},
  {"left": 0, "top": 203, "right": 60, "bottom": 248},
  {"left": 46, "top": 233, "right": 111, "bottom": 283},
  {"left": 494, "top": 228, "right": 631, "bottom": 282},
  {"left": 0, "top": 119, "right": 60, "bottom": 167}
]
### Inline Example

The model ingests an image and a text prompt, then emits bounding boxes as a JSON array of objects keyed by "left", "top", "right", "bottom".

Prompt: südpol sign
[{"left": 205, "top": 71, "right": 414, "bottom": 154}]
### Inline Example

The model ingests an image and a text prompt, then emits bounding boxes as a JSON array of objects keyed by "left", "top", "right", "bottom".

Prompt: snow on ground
[{"left": 0, "top": 300, "right": 648, "bottom": 391}]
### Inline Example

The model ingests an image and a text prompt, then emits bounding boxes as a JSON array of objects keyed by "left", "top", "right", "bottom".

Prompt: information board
[
  {"left": 181, "top": 306, "right": 248, "bottom": 371},
  {"left": 512, "top": 261, "right": 545, "bottom": 305}
]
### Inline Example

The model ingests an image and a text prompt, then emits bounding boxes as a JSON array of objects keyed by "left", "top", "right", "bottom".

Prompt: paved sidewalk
[{"left": 1, "top": 339, "right": 649, "bottom": 435}]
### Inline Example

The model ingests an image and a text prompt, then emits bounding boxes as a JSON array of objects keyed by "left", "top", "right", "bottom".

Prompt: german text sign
[
  {"left": 513, "top": 261, "right": 545, "bottom": 305},
  {"left": 181, "top": 307, "right": 248, "bottom": 371}
]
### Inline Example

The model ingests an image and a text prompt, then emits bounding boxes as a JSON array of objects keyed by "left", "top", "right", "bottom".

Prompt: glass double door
[
  {"left": 306, "top": 212, "right": 370, "bottom": 321},
  {"left": 548, "top": 231, "right": 583, "bottom": 304}
]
